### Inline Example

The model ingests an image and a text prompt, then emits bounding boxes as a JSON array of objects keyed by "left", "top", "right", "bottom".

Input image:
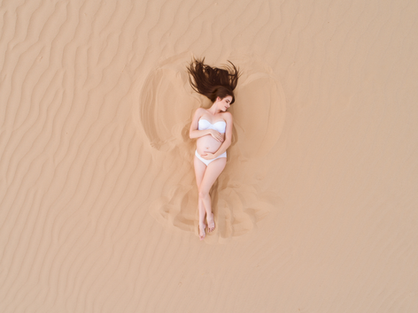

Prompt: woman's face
[{"left": 217, "top": 96, "right": 233, "bottom": 112}]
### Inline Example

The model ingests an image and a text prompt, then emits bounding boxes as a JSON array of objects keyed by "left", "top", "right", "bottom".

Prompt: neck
[{"left": 208, "top": 102, "right": 221, "bottom": 114}]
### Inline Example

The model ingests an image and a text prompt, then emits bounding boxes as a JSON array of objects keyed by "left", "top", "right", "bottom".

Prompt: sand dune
[{"left": 1, "top": 0, "right": 417, "bottom": 312}]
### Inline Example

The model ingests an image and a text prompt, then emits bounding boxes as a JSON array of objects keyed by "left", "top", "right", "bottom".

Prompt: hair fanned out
[{"left": 187, "top": 58, "right": 240, "bottom": 104}]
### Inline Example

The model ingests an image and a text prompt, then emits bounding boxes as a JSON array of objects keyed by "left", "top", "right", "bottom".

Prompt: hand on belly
[{"left": 196, "top": 136, "right": 222, "bottom": 155}]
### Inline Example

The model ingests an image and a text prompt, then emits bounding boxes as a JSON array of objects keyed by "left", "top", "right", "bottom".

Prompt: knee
[{"left": 198, "top": 189, "right": 209, "bottom": 199}]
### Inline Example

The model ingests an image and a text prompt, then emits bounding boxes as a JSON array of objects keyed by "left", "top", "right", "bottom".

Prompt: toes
[
  {"left": 199, "top": 224, "right": 206, "bottom": 240},
  {"left": 207, "top": 215, "right": 215, "bottom": 232}
]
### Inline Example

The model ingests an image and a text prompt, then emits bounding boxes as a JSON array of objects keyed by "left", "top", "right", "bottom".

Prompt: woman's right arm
[{"left": 189, "top": 108, "right": 209, "bottom": 139}]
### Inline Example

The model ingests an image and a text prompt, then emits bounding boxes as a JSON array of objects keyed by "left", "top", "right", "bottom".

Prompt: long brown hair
[{"left": 187, "top": 58, "right": 240, "bottom": 104}]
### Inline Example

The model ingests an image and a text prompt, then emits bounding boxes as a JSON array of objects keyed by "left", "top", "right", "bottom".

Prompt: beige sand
[{"left": 1, "top": 0, "right": 417, "bottom": 312}]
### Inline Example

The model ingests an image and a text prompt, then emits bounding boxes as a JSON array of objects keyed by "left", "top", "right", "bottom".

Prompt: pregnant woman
[{"left": 187, "top": 58, "right": 240, "bottom": 240}]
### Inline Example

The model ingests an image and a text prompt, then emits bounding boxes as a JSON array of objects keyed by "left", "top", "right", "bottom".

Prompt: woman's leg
[
  {"left": 194, "top": 156, "right": 208, "bottom": 239},
  {"left": 198, "top": 157, "right": 227, "bottom": 232}
]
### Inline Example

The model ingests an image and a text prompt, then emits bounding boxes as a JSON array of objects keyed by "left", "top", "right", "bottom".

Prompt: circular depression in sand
[{"left": 137, "top": 53, "right": 286, "bottom": 242}]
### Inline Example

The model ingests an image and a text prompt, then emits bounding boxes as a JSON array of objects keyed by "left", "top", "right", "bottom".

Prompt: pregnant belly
[{"left": 196, "top": 135, "right": 222, "bottom": 155}]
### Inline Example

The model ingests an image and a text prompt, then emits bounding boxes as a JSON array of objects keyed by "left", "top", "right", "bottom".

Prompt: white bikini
[{"left": 195, "top": 118, "right": 227, "bottom": 166}]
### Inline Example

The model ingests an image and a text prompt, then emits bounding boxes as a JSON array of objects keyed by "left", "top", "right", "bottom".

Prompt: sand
[{"left": 1, "top": 0, "right": 417, "bottom": 312}]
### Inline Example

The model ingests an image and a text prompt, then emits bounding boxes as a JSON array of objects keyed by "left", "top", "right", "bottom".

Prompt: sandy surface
[{"left": 1, "top": 0, "right": 417, "bottom": 312}]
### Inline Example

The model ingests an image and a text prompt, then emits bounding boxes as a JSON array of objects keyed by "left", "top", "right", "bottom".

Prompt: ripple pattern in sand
[{"left": 0, "top": 0, "right": 417, "bottom": 312}]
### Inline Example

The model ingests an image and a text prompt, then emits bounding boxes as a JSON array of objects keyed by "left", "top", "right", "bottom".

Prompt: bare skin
[{"left": 189, "top": 96, "right": 233, "bottom": 240}]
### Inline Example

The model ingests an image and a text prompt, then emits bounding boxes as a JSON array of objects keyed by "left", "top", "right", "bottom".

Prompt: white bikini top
[{"left": 198, "top": 118, "right": 226, "bottom": 133}]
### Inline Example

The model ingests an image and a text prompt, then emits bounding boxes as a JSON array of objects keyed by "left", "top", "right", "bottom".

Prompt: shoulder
[
  {"left": 193, "top": 107, "right": 206, "bottom": 119},
  {"left": 194, "top": 107, "right": 206, "bottom": 116},
  {"left": 223, "top": 112, "right": 233, "bottom": 122}
]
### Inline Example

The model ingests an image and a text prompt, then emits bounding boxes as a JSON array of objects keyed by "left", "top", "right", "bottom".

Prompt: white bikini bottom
[{"left": 195, "top": 150, "right": 227, "bottom": 166}]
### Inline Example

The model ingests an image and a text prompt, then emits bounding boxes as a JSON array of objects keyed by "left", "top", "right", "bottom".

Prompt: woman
[{"left": 187, "top": 58, "right": 240, "bottom": 240}]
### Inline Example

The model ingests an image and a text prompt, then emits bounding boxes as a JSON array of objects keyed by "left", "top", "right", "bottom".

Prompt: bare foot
[
  {"left": 199, "top": 222, "right": 206, "bottom": 240},
  {"left": 206, "top": 213, "right": 215, "bottom": 232}
]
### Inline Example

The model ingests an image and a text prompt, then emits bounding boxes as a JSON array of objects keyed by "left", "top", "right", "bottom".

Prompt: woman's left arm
[{"left": 201, "top": 113, "right": 233, "bottom": 160}]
